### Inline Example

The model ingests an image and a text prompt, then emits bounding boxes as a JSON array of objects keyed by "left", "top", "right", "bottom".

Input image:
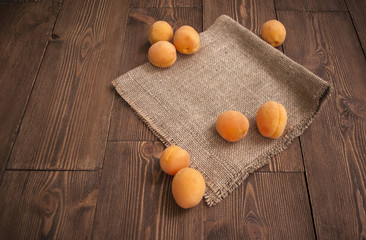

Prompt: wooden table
[{"left": 0, "top": 0, "right": 365, "bottom": 239}]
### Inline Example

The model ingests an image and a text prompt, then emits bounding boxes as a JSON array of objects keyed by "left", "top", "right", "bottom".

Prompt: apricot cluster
[
  {"left": 147, "top": 21, "right": 200, "bottom": 68},
  {"left": 160, "top": 145, "right": 205, "bottom": 209}
]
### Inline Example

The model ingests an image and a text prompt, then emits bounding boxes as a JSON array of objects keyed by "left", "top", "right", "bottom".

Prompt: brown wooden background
[{"left": 0, "top": 0, "right": 365, "bottom": 239}]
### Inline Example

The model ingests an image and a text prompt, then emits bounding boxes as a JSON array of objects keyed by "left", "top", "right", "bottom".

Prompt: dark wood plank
[
  {"left": 109, "top": 7, "right": 202, "bottom": 142},
  {"left": 278, "top": 10, "right": 366, "bottom": 239},
  {"left": 275, "top": 0, "right": 347, "bottom": 11},
  {"left": 7, "top": 0, "right": 129, "bottom": 170},
  {"left": 0, "top": 170, "right": 100, "bottom": 239},
  {"left": 0, "top": 2, "right": 59, "bottom": 175},
  {"left": 130, "top": 0, "right": 201, "bottom": 8},
  {"left": 346, "top": 0, "right": 366, "bottom": 55},
  {"left": 203, "top": 0, "right": 304, "bottom": 172},
  {"left": 92, "top": 141, "right": 205, "bottom": 239},
  {"left": 205, "top": 173, "right": 315, "bottom": 239}
]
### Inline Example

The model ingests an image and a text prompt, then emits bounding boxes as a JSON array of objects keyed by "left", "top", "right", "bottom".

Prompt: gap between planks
[{"left": 297, "top": 137, "right": 318, "bottom": 239}]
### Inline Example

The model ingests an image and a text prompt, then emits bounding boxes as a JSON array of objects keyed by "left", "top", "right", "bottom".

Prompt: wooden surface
[
  {"left": 7, "top": 0, "right": 129, "bottom": 170},
  {"left": 0, "top": 171, "right": 100, "bottom": 239},
  {"left": 279, "top": 10, "right": 366, "bottom": 239},
  {"left": 0, "top": 1, "right": 60, "bottom": 177},
  {"left": 0, "top": 0, "right": 365, "bottom": 239}
]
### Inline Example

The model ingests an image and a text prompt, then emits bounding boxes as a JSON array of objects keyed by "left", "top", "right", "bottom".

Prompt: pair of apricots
[
  {"left": 148, "top": 21, "right": 200, "bottom": 68},
  {"left": 216, "top": 101, "right": 288, "bottom": 142},
  {"left": 159, "top": 145, "right": 204, "bottom": 209}
]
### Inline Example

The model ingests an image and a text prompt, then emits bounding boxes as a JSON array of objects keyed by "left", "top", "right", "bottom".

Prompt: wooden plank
[
  {"left": 274, "top": 0, "right": 347, "bottom": 11},
  {"left": 0, "top": 170, "right": 100, "bottom": 239},
  {"left": 109, "top": 7, "right": 202, "bottom": 142},
  {"left": 205, "top": 173, "right": 315, "bottom": 239},
  {"left": 0, "top": 2, "right": 59, "bottom": 174},
  {"left": 130, "top": 0, "right": 201, "bottom": 8},
  {"left": 203, "top": 0, "right": 304, "bottom": 172},
  {"left": 346, "top": 0, "right": 366, "bottom": 55},
  {"left": 92, "top": 141, "right": 205, "bottom": 239},
  {"left": 278, "top": 10, "right": 366, "bottom": 239},
  {"left": 8, "top": 0, "right": 129, "bottom": 170}
]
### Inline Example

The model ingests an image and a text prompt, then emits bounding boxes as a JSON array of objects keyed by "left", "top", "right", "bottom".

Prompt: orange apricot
[
  {"left": 173, "top": 25, "right": 200, "bottom": 54},
  {"left": 216, "top": 110, "right": 249, "bottom": 142},
  {"left": 148, "top": 41, "right": 177, "bottom": 68},
  {"left": 160, "top": 145, "right": 190, "bottom": 175},
  {"left": 260, "top": 20, "right": 286, "bottom": 47},
  {"left": 172, "top": 167, "right": 206, "bottom": 209},
  {"left": 256, "top": 101, "right": 287, "bottom": 138},
  {"left": 149, "top": 21, "right": 173, "bottom": 44}
]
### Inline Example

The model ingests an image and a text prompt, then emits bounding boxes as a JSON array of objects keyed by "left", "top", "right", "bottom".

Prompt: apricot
[
  {"left": 160, "top": 145, "right": 190, "bottom": 175},
  {"left": 260, "top": 20, "right": 286, "bottom": 47},
  {"left": 148, "top": 41, "right": 177, "bottom": 68},
  {"left": 216, "top": 110, "right": 249, "bottom": 142},
  {"left": 149, "top": 21, "right": 173, "bottom": 44},
  {"left": 172, "top": 167, "right": 206, "bottom": 209},
  {"left": 256, "top": 101, "right": 287, "bottom": 139},
  {"left": 173, "top": 25, "right": 200, "bottom": 54}
]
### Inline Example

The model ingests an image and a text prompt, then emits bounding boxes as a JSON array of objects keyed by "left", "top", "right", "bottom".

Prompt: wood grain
[
  {"left": 0, "top": 2, "right": 59, "bottom": 174},
  {"left": 93, "top": 142, "right": 313, "bottom": 238},
  {"left": 130, "top": 0, "right": 201, "bottom": 8},
  {"left": 0, "top": 170, "right": 100, "bottom": 239},
  {"left": 7, "top": 0, "right": 129, "bottom": 170},
  {"left": 109, "top": 7, "right": 202, "bottom": 142},
  {"left": 205, "top": 173, "right": 315, "bottom": 239},
  {"left": 92, "top": 141, "right": 205, "bottom": 239},
  {"left": 275, "top": 0, "right": 347, "bottom": 11},
  {"left": 203, "top": 0, "right": 304, "bottom": 172},
  {"left": 346, "top": 0, "right": 366, "bottom": 55},
  {"left": 279, "top": 10, "right": 366, "bottom": 239}
]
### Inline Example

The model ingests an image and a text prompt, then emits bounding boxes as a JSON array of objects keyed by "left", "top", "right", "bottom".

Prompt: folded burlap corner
[{"left": 112, "top": 15, "right": 331, "bottom": 206}]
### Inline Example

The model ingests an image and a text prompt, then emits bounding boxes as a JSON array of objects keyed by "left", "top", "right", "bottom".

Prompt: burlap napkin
[{"left": 112, "top": 15, "right": 331, "bottom": 206}]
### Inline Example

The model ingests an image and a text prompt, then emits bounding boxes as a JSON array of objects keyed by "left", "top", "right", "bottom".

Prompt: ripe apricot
[
  {"left": 256, "top": 101, "right": 287, "bottom": 139},
  {"left": 172, "top": 167, "right": 206, "bottom": 209},
  {"left": 148, "top": 41, "right": 177, "bottom": 68},
  {"left": 173, "top": 25, "right": 200, "bottom": 54},
  {"left": 216, "top": 110, "right": 249, "bottom": 142},
  {"left": 160, "top": 145, "right": 190, "bottom": 175},
  {"left": 149, "top": 21, "right": 173, "bottom": 44},
  {"left": 260, "top": 20, "right": 286, "bottom": 47}
]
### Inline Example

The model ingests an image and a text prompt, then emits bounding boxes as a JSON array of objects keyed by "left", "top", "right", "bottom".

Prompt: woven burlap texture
[{"left": 112, "top": 15, "right": 331, "bottom": 206}]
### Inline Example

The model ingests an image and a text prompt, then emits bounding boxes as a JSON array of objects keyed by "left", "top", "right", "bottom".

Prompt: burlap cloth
[{"left": 112, "top": 15, "right": 331, "bottom": 206}]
